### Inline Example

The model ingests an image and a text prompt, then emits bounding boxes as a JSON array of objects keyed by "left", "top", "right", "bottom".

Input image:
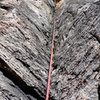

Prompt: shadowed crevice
[
  {"left": 0, "top": 3, "right": 13, "bottom": 10},
  {"left": 0, "top": 57, "right": 45, "bottom": 100}
]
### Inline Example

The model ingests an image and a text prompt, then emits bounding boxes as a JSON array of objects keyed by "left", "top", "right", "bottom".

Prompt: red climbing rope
[{"left": 45, "top": 2, "right": 56, "bottom": 100}]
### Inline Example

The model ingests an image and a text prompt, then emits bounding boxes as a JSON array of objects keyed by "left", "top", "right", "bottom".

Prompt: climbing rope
[{"left": 45, "top": 1, "right": 56, "bottom": 100}]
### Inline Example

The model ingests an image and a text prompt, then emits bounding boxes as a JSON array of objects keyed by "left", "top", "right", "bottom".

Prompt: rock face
[{"left": 0, "top": 0, "right": 99, "bottom": 100}]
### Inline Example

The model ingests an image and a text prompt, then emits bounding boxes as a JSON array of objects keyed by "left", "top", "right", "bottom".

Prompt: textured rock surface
[{"left": 0, "top": 0, "right": 100, "bottom": 100}]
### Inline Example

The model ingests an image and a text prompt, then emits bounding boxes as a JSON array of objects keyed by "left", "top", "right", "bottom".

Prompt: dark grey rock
[{"left": 0, "top": 0, "right": 99, "bottom": 100}]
